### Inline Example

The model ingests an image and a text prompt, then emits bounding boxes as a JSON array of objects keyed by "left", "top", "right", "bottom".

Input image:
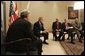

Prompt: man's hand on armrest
[
  {"left": 40, "top": 31, "right": 46, "bottom": 33},
  {"left": 56, "top": 29, "right": 61, "bottom": 32},
  {"left": 40, "top": 30, "right": 48, "bottom": 33},
  {"left": 66, "top": 26, "right": 73, "bottom": 30}
]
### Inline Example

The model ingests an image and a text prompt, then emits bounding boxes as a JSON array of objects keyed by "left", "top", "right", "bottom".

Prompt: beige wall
[
  {"left": 29, "top": 1, "right": 69, "bottom": 31},
  {"left": 5, "top": 1, "right": 84, "bottom": 32}
]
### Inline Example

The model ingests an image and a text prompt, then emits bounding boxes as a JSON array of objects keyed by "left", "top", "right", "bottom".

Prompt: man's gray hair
[{"left": 20, "top": 9, "right": 30, "bottom": 17}]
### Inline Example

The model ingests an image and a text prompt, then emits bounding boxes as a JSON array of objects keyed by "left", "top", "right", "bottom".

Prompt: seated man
[
  {"left": 5, "top": 10, "right": 42, "bottom": 55},
  {"left": 52, "top": 18, "right": 63, "bottom": 41},
  {"left": 62, "top": 19, "right": 76, "bottom": 44},
  {"left": 61, "top": 19, "right": 69, "bottom": 41},
  {"left": 72, "top": 18, "right": 83, "bottom": 43},
  {"left": 81, "top": 22, "right": 84, "bottom": 39},
  {"left": 67, "top": 23, "right": 75, "bottom": 44},
  {"left": 33, "top": 17, "right": 49, "bottom": 45}
]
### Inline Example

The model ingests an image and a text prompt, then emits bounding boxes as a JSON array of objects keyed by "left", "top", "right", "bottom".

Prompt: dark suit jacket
[
  {"left": 62, "top": 22, "right": 69, "bottom": 31},
  {"left": 5, "top": 18, "right": 37, "bottom": 53},
  {"left": 52, "top": 21, "right": 62, "bottom": 32},
  {"left": 33, "top": 21, "right": 45, "bottom": 37}
]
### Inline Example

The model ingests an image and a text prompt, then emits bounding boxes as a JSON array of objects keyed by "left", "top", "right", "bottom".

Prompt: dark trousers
[
  {"left": 34, "top": 32, "right": 48, "bottom": 42},
  {"left": 62, "top": 29, "right": 74, "bottom": 42},
  {"left": 81, "top": 30, "right": 84, "bottom": 39},
  {"left": 79, "top": 30, "right": 84, "bottom": 39},
  {"left": 53, "top": 31, "right": 63, "bottom": 40},
  {"left": 62, "top": 30, "right": 69, "bottom": 41},
  {"left": 68, "top": 29, "right": 74, "bottom": 42},
  {"left": 74, "top": 30, "right": 83, "bottom": 42},
  {"left": 40, "top": 32, "right": 48, "bottom": 42}
]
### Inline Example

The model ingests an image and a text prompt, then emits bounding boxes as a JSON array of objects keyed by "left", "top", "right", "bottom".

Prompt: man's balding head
[
  {"left": 38, "top": 17, "right": 43, "bottom": 23},
  {"left": 75, "top": 18, "right": 79, "bottom": 23},
  {"left": 56, "top": 18, "right": 59, "bottom": 22},
  {"left": 64, "top": 19, "right": 67, "bottom": 22}
]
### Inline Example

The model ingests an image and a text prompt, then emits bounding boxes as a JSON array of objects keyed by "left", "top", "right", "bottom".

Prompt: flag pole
[{"left": 27, "top": 1, "right": 30, "bottom": 10}]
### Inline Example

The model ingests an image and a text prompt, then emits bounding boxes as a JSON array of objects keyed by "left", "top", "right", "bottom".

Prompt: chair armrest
[{"left": 1, "top": 38, "right": 32, "bottom": 47}]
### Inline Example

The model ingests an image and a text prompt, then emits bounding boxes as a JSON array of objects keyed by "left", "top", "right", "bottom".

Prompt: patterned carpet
[{"left": 60, "top": 39, "right": 84, "bottom": 55}]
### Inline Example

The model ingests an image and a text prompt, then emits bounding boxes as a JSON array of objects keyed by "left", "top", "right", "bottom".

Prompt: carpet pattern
[{"left": 60, "top": 39, "right": 84, "bottom": 55}]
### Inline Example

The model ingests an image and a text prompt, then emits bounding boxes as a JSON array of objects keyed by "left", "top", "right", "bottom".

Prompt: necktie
[{"left": 57, "top": 22, "right": 59, "bottom": 30}]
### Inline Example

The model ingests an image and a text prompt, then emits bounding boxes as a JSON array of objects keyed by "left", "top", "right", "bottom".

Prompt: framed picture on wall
[{"left": 68, "top": 7, "right": 78, "bottom": 19}]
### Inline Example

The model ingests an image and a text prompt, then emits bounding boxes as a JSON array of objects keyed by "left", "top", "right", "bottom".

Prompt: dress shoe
[
  {"left": 79, "top": 40, "right": 82, "bottom": 43},
  {"left": 58, "top": 39, "right": 61, "bottom": 41},
  {"left": 67, "top": 38, "right": 69, "bottom": 40},
  {"left": 70, "top": 42, "right": 75, "bottom": 44},
  {"left": 55, "top": 39, "right": 57, "bottom": 41},
  {"left": 61, "top": 39, "right": 65, "bottom": 41}
]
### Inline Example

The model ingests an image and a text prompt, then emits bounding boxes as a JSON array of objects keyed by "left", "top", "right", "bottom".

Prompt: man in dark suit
[
  {"left": 52, "top": 18, "right": 63, "bottom": 41},
  {"left": 33, "top": 17, "right": 48, "bottom": 44},
  {"left": 61, "top": 19, "right": 71, "bottom": 41},
  {"left": 5, "top": 10, "right": 42, "bottom": 55},
  {"left": 67, "top": 23, "right": 75, "bottom": 44},
  {"left": 72, "top": 19, "right": 83, "bottom": 43},
  {"left": 62, "top": 19, "right": 75, "bottom": 44},
  {"left": 61, "top": 19, "right": 68, "bottom": 41}
]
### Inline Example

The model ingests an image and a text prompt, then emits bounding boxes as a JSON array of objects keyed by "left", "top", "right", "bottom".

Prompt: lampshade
[{"left": 74, "top": 1, "right": 84, "bottom": 10}]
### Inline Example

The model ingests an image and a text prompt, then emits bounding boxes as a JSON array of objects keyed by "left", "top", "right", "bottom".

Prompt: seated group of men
[
  {"left": 52, "top": 18, "right": 84, "bottom": 44},
  {"left": 34, "top": 17, "right": 84, "bottom": 44},
  {"left": 5, "top": 10, "right": 84, "bottom": 55}
]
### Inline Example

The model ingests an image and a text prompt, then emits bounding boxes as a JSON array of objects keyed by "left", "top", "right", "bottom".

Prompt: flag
[{"left": 9, "top": 1, "right": 18, "bottom": 25}]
